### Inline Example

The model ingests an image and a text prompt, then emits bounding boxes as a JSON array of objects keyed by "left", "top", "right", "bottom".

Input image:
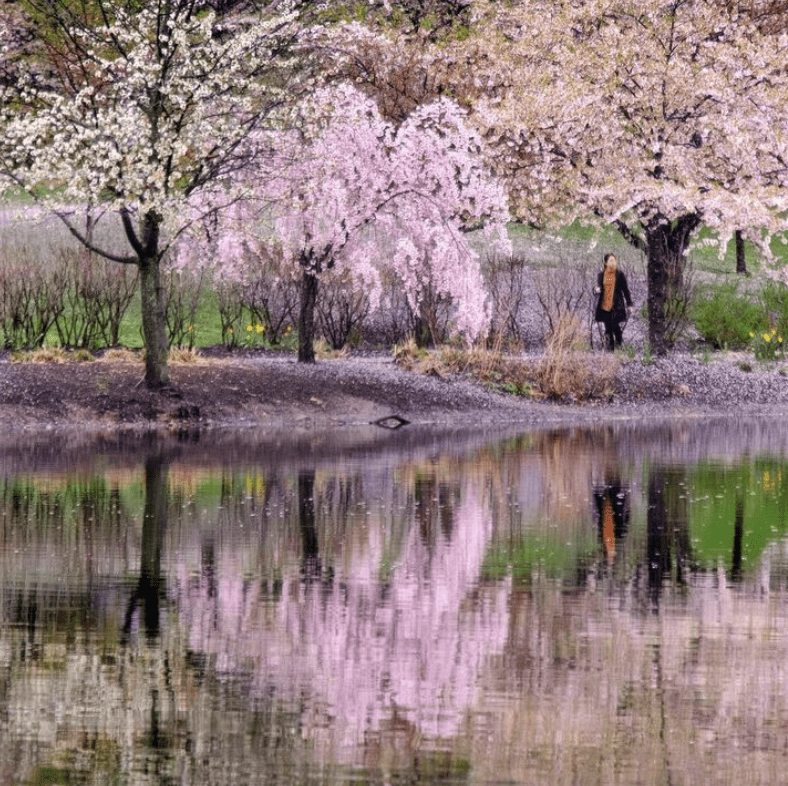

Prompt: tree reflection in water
[
  {"left": 122, "top": 453, "right": 169, "bottom": 643},
  {"left": 646, "top": 467, "right": 692, "bottom": 607}
]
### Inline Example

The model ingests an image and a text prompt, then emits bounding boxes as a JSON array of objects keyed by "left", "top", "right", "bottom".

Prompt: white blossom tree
[
  {"left": 0, "top": 0, "right": 299, "bottom": 386},
  {"left": 179, "top": 83, "right": 510, "bottom": 362},
  {"left": 464, "top": 0, "right": 788, "bottom": 354}
]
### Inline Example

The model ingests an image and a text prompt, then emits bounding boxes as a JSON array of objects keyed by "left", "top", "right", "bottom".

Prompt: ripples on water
[{"left": 1, "top": 419, "right": 788, "bottom": 785}]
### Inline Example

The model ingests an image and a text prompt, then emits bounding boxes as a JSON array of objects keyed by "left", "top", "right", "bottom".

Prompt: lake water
[{"left": 2, "top": 418, "right": 788, "bottom": 785}]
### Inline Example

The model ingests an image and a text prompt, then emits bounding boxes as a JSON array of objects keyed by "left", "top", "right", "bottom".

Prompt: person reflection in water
[{"left": 594, "top": 479, "right": 629, "bottom": 566}]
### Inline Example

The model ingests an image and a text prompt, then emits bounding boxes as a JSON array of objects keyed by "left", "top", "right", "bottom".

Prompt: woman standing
[{"left": 594, "top": 254, "right": 632, "bottom": 351}]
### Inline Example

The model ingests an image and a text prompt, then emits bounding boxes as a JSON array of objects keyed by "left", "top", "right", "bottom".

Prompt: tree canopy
[
  {"left": 178, "top": 82, "right": 510, "bottom": 361},
  {"left": 462, "top": 0, "right": 788, "bottom": 351}
]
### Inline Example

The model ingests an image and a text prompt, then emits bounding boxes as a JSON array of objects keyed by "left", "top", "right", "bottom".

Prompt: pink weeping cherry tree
[{"left": 177, "top": 83, "right": 511, "bottom": 361}]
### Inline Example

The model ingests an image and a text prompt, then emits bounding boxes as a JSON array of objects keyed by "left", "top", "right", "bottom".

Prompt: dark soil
[{"left": 0, "top": 350, "right": 529, "bottom": 433}]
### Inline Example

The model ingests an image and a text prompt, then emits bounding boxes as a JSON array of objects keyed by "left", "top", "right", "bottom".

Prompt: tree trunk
[
  {"left": 139, "top": 255, "right": 171, "bottom": 387},
  {"left": 735, "top": 230, "right": 747, "bottom": 275},
  {"left": 298, "top": 269, "right": 319, "bottom": 363},
  {"left": 643, "top": 214, "right": 700, "bottom": 356}
]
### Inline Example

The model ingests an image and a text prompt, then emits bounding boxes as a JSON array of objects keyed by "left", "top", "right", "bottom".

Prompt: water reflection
[
  {"left": 593, "top": 476, "right": 629, "bottom": 566},
  {"left": 1, "top": 421, "right": 788, "bottom": 785},
  {"left": 646, "top": 466, "right": 692, "bottom": 606}
]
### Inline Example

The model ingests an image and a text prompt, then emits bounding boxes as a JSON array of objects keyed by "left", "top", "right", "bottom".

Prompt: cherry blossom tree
[
  {"left": 179, "top": 83, "right": 510, "bottom": 362},
  {"left": 465, "top": 0, "right": 788, "bottom": 354},
  {"left": 0, "top": 0, "right": 299, "bottom": 386}
]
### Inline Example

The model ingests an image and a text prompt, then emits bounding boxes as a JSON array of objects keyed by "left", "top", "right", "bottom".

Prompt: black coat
[{"left": 595, "top": 269, "right": 632, "bottom": 324}]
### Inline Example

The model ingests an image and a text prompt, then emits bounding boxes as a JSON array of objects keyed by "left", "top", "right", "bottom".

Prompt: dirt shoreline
[{"left": 0, "top": 349, "right": 786, "bottom": 437}]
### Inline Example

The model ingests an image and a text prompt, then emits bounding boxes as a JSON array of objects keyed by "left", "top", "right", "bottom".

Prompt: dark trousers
[{"left": 599, "top": 311, "right": 623, "bottom": 351}]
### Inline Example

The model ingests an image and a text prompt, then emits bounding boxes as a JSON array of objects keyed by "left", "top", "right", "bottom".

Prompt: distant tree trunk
[
  {"left": 298, "top": 269, "right": 319, "bottom": 363},
  {"left": 735, "top": 230, "right": 747, "bottom": 275}
]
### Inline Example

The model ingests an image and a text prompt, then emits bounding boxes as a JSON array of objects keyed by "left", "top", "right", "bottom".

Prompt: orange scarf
[{"left": 602, "top": 268, "right": 616, "bottom": 312}]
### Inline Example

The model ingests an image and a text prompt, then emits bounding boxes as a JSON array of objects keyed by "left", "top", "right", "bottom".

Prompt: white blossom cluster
[{"left": 466, "top": 0, "right": 788, "bottom": 262}]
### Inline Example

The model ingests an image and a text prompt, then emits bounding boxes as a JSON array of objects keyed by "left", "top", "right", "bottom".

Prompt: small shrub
[
  {"left": 761, "top": 280, "right": 788, "bottom": 338},
  {"left": 163, "top": 263, "right": 207, "bottom": 349},
  {"left": 484, "top": 253, "right": 531, "bottom": 347},
  {"left": 317, "top": 269, "right": 370, "bottom": 350},
  {"left": 54, "top": 248, "right": 138, "bottom": 349},
  {"left": 0, "top": 252, "right": 65, "bottom": 350},
  {"left": 692, "top": 281, "right": 765, "bottom": 349},
  {"left": 374, "top": 273, "right": 453, "bottom": 349},
  {"left": 662, "top": 257, "right": 699, "bottom": 348},
  {"left": 750, "top": 329, "right": 785, "bottom": 361},
  {"left": 544, "top": 311, "right": 589, "bottom": 352},
  {"left": 533, "top": 259, "right": 596, "bottom": 343}
]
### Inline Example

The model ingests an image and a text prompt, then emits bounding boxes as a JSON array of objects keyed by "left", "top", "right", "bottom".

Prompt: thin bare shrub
[
  {"left": 533, "top": 257, "right": 598, "bottom": 346},
  {"left": 54, "top": 247, "right": 138, "bottom": 349},
  {"left": 163, "top": 263, "right": 207, "bottom": 349},
  {"left": 663, "top": 253, "right": 698, "bottom": 348},
  {"left": 412, "top": 282, "right": 453, "bottom": 347},
  {"left": 371, "top": 273, "right": 414, "bottom": 346},
  {"left": 240, "top": 246, "right": 300, "bottom": 345},
  {"left": 484, "top": 252, "right": 531, "bottom": 348},
  {"left": 534, "top": 312, "right": 620, "bottom": 400},
  {"left": 372, "top": 271, "right": 453, "bottom": 348},
  {"left": 215, "top": 278, "right": 246, "bottom": 349},
  {"left": 317, "top": 268, "right": 370, "bottom": 350},
  {"left": 0, "top": 250, "right": 65, "bottom": 350}
]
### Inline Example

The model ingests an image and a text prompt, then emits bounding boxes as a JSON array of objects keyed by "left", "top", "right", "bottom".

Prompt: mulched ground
[{"left": 2, "top": 346, "right": 788, "bottom": 435}]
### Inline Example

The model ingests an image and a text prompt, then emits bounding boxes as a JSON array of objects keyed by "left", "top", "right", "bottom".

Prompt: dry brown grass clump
[
  {"left": 394, "top": 313, "right": 622, "bottom": 403},
  {"left": 11, "top": 347, "right": 95, "bottom": 364},
  {"left": 100, "top": 347, "right": 142, "bottom": 363},
  {"left": 533, "top": 312, "right": 620, "bottom": 400}
]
